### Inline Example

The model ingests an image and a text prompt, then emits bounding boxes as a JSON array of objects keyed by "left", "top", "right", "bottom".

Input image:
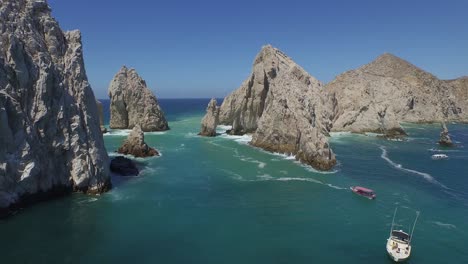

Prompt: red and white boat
[{"left": 350, "top": 186, "right": 376, "bottom": 199}]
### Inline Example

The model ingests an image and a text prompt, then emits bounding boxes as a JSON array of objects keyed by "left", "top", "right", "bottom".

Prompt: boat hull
[{"left": 386, "top": 238, "right": 411, "bottom": 262}]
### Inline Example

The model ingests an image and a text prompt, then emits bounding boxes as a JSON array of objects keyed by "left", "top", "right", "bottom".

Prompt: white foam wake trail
[
  {"left": 379, "top": 146, "right": 448, "bottom": 189},
  {"left": 275, "top": 177, "right": 346, "bottom": 190},
  {"left": 430, "top": 221, "right": 457, "bottom": 229},
  {"left": 104, "top": 129, "right": 166, "bottom": 137}
]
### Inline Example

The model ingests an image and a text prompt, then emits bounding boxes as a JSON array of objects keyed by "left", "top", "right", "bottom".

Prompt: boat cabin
[
  {"left": 391, "top": 230, "right": 410, "bottom": 244},
  {"left": 351, "top": 186, "right": 376, "bottom": 199}
]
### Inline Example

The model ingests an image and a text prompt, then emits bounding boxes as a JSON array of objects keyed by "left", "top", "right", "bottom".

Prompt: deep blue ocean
[{"left": 1, "top": 99, "right": 467, "bottom": 263}]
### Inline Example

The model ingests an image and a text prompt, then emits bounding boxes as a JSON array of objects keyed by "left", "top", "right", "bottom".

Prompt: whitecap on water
[{"left": 219, "top": 134, "right": 253, "bottom": 144}]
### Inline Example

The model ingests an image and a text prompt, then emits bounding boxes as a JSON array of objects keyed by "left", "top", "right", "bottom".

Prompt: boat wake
[
  {"left": 221, "top": 169, "right": 346, "bottom": 190},
  {"left": 379, "top": 146, "right": 448, "bottom": 189},
  {"left": 430, "top": 221, "right": 457, "bottom": 230}
]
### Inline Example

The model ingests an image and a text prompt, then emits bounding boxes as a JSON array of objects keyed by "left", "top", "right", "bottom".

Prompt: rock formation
[
  {"left": 439, "top": 123, "right": 453, "bottom": 147},
  {"left": 219, "top": 45, "right": 336, "bottom": 170},
  {"left": 117, "top": 125, "right": 159, "bottom": 157},
  {"left": 325, "top": 53, "right": 468, "bottom": 136},
  {"left": 0, "top": 0, "right": 110, "bottom": 216},
  {"left": 108, "top": 66, "right": 169, "bottom": 132},
  {"left": 199, "top": 98, "right": 220, "bottom": 137},
  {"left": 96, "top": 100, "right": 107, "bottom": 133},
  {"left": 110, "top": 156, "right": 139, "bottom": 176}
]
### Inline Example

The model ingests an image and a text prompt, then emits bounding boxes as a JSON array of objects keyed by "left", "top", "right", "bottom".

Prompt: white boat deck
[{"left": 386, "top": 238, "right": 411, "bottom": 262}]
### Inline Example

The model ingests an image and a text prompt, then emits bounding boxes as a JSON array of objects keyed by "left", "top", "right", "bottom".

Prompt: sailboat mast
[
  {"left": 409, "top": 211, "right": 420, "bottom": 244},
  {"left": 390, "top": 207, "right": 398, "bottom": 236}
]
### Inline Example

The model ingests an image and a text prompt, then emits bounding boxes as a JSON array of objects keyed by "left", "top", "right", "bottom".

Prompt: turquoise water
[{"left": 1, "top": 99, "right": 467, "bottom": 263}]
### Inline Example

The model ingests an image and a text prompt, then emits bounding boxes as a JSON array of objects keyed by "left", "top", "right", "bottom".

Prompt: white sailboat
[{"left": 386, "top": 208, "right": 420, "bottom": 262}]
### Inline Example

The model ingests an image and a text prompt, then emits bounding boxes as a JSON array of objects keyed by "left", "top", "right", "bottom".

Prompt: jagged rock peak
[
  {"left": 108, "top": 66, "right": 169, "bottom": 132},
  {"left": 219, "top": 45, "right": 336, "bottom": 170},
  {"left": 117, "top": 125, "right": 159, "bottom": 157},
  {"left": 439, "top": 122, "right": 453, "bottom": 147},
  {"left": 361, "top": 53, "right": 433, "bottom": 79},
  {"left": 199, "top": 98, "right": 219, "bottom": 137},
  {"left": 0, "top": 0, "right": 110, "bottom": 217}
]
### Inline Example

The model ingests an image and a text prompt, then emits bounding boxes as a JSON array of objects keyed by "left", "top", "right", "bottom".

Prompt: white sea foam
[
  {"left": 219, "top": 134, "right": 253, "bottom": 144},
  {"left": 431, "top": 221, "right": 457, "bottom": 229},
  {"left": 257, "top": 174, "right": 273, "bottom": 180},
  {"left": 104, "top": 129, "right": 167, "bottom": 137},
  {"left": 216, "top": 125, "right": 232, "bottom": 133},
  {"left": 380, "top": 146, "right": 448, "bottom": 189}
]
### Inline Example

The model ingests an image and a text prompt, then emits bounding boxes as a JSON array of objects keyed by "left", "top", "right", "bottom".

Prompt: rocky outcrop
[
  {"left": 199, "top": 98, "right": 219, "bottom": 137},
  {"left": 108, "top": 66, "right": 169, "bottom": 132},
  {"left": 117, "top": 125, "right": 159, "bottom": 157},
  {"left": 110, "top": 156, "right": 139, "bottom": 176},
  {"left": 96, "top": 100, "right": 107, "bottom": 133},
  {"left": 0, "top": 0, "right": 110, "bottom": 216},
  {"left": 439, "top": 123, "right": 453, "bottom": 147},
  {"left": 219, "top": 45, "right": 336, "bottom": 170},
  {"left": 325, "top": 53, "right": 468, "bottom": 136}
]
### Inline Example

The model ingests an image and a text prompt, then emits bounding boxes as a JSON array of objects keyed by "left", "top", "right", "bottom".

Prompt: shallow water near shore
[{"left": 1, "top": 99, "right": 468, "bottom": 263}]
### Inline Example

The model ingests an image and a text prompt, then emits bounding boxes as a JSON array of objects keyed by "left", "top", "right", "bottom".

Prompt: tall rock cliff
[
  {"left": 108, "top": 66, "right": 169, "bottom": 132},
  {"left": 0, "top": 0, "right": 110, "bottom": 215},
  {"left": 219, "top": 45, "right": 336, "bottom": 170},
  {"left": 325, "top": 54, "right": 468, "bottom": 136},
  {"left": 199, "top": 98, "right": 219, "bottom": 137}
]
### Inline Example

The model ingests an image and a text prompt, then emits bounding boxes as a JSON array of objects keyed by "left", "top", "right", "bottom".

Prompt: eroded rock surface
[
  {"left": 108, "top": 66, "right": 169, "bottom": 132},
  {"left": 219, "top": 45, "right": 336, "bottom": 170},
  {"left": 199, "top": 98, "right": 219, "bottom": 137},
  {"left": 0, "top": 0, "right": 110, "bottom": 216},
  {"left": 117, "top": 125, "right": 159, "bottom": 157},
  {"left": 439, "top": 123, "right": 453, "bottom": 147},
  {"left": 325, "top": 54, "right": 468, "bottom": 136}
]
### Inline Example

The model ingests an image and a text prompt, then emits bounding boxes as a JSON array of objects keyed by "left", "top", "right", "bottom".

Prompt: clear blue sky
[{"left": 48, "top": 0, "right": 468, "bottom": 99}]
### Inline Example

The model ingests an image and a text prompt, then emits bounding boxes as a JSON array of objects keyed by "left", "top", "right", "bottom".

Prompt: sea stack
[
  {"left": 0, "top": 0, "right": 110, "bottom": 216},
  {"left": 118, "top": 125, "right": 159, "bottom": 157},
  {"left": 325, "top": 53, "right": 468, "bottom": 137},
  {"left": 96, "top": 100, "right": 108, "bottom": 133},
  {"left": 439, "top": 123, "right": 453, "bottom": 147},
  {"left": 108, "top": 66, "right": 169, "bottom": 132},
  {"left": 219, "top": 45, "right": 336, "bottom": 170},
  {"left": 199, "top": 98, "right": 220, "bottom": 137}
]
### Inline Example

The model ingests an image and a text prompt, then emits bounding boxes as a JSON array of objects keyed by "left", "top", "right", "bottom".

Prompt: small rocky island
[
  {"left": 439, "top": 123, "right": 454, "bottom": 147},
  {"left": 0, "top": 0, "right": 110, "bottom": 217},
  {"left": 199, "top": 98, "right": 220, "bottom": 137},
  {"left": 108, "top": 66, "right": 169, "bottom": 132},
  {"left": 118, "top": 125, "right": 160, "bottom": 157},
  {"left": 219, "top": 45, "right": 337, "bottom": 170}
]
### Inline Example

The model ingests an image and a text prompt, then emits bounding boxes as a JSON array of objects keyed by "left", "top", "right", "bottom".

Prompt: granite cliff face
[
  {"left": 108, "top": 66, "right": 169, "bottom": 132},
  {"left": 0, "top": 0, "right": 110, "bottom": 216},
  {"left": 117, "top": 125, "right": 159, "bottom": 157},
  {"left": 325, "top": 54, "right": 468, "bottom": 136},
  {"left": 199, "top": 98, "right": 219, "bottom": 137},
  {"left": 219, "top": 45, "right": 336, "bottom": 170}
]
